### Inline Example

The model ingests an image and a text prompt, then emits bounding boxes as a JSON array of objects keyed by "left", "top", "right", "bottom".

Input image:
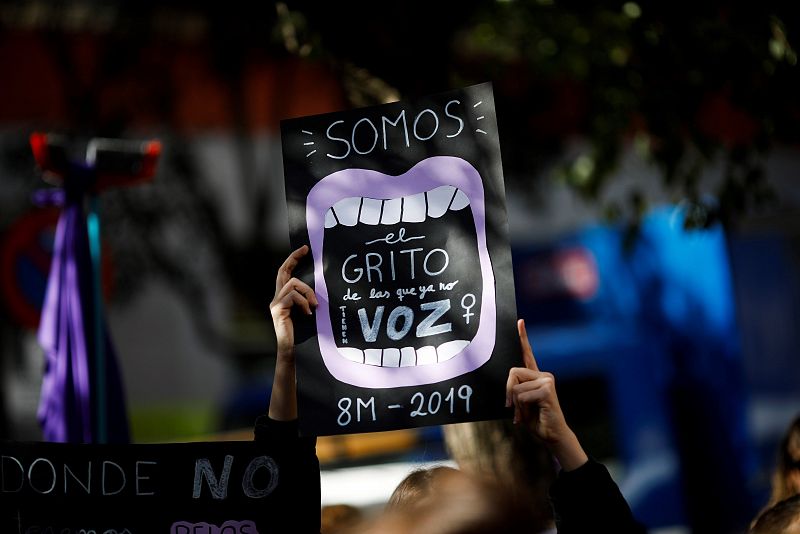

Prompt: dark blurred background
[{"left": 1, "top": 2, "right": 799, "bottom": 532}]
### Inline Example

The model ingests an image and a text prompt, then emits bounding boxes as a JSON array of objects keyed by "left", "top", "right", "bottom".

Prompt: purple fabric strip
[
  {"left": 37, "top": 201, "right": 67, "bottom": 441},
  {"left": 67, "top": 204, "right": 92, "bottom": 443},
  {"left": 37, "top": 202, "right": 90, "bottom": 442},
  {"left": 37, "top": 197, "right": 130, "bottom": 443}
]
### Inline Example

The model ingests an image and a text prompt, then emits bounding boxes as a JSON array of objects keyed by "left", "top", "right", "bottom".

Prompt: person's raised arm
[
  {"left": 506, "top": 319, "right": 644, "bottom": 533},
  {"left": 506, "top": 319, "right": 588, "bottom": 471},
  {"left": 268, "top": 244, "right": 318, "bottom": 421},
  {"left": 256, "top": 245, "right": 321, "bottom": 534}
]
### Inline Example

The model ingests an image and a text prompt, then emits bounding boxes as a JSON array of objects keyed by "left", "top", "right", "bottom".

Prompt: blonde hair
[
  {"left": 386, "top": 465, "right": 458, "bottom": 511},
  {"left": 443, "top": 419, "right": 556, "bottom": 530},
  {"left": 352, "top": 468, "right": 532, "bottom": 534}
]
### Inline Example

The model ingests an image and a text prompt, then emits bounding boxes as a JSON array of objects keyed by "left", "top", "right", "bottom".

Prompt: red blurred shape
[
  {"left": 29, "top": 133, "right": 161, "bottom": 191},
  {"left": 520, "top": 247, "right": 599, "bottom": 301}
]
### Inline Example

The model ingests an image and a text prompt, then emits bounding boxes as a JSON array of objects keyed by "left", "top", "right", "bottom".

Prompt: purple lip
[{"left": 306, "top": 156, "right": 496, "bottom": 388}]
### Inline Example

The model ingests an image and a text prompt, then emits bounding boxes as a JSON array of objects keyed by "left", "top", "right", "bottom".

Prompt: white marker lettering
[
  {"left": 64, "top": 461, "right": 91, "bottom": 494},
  {"left": 387, "top": 306, "right": 414, "bottom": 340},
  {"left": 135, "top": 461, "right": 157, "bottom": 496},
  {"left": 413, "top": 108, "right": 440, "bottom": 141},
  {"left": 445, "top": 99, "right": 465, "bottom": 138},
  {"left": 193, "top": 456, "right": 232, "bottom": 500},
  {"left": 382, "top": 110, "right": 410, "bottom": 149},
  {"left": 352, "top": 118, "right": 379, "bottom": 155},
  {"left": 28, "top": 458, "right": 56, "bottom": 494},
  {"left": 242, "top": 456, "right": 279, "bottom": 499},
  {"left": 342, "top": 254, "right": 363, "bottom": 283},
  {"left": 358, "top": 306, "right": 384, "bottom": 342},
  {"left": 326, "top": 120, "right": 351, "bottom": 159},
  {"left": 102, "top": 460, "right": 126, "bottom": 496},
  {"left": 416, "top": 299, "right": 452, "bottom": 337}
]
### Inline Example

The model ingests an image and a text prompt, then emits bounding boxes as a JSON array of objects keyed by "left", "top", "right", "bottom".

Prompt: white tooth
[
  {"left": 364, "top": 349, "right": 382, "bottom": 366},
  {"left": 325, "top": 208, "right": 337, "bottom": 228},
  {"left": 339, "top": 347, "right": 364, "bottom": 363},
  {"left": 381, "top": 198, "right": 402, "bottom": 225},
  {"left": 400, "top": 347, "right": 416, "bottom": 367},
  {"left": 417, "top": 346, "right": 437, "bottom": 365},
  {"left": 450, "top": 189, "right": 470, "bottom": 211},
  {"left": 359, "top": 198, "right": 383, "bottom": 225},
  {"left": 382, "top": 348, "right": 401, "bottom": 367},
  {"left": 426, "top": 185, "right": 456, "bottom": 218},
  {"left": 333, "top": 197, "right": 362, "bottom": 226},
  {"left": 401, "top": 193, "right": 427, "bottom": 223},
  {"left": 436, "top": 340, "right": 469, "bottom": 362}
]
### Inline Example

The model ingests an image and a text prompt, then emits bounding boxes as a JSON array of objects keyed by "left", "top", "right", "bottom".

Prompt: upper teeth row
[
  {"left": 325, "top": 185, "right": 470, "bottom": 228},
  {"left": 337, "top": 339, "right": 470, "bottom": 367}
]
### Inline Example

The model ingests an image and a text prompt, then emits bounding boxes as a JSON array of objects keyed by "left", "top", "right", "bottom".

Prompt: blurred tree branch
[{"left": 281, "top": 1, "right": 799, "bottom": 229}]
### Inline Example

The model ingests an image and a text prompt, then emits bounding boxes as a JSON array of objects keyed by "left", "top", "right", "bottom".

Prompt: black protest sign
[
  {"left": 0, "top": 438, "right": 316, "bottom": 533},
  {"left": 281, "top": 82, "right": 519, "bottom": 436}
]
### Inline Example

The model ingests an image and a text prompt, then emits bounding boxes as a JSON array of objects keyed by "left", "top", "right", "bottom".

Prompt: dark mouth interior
[{"left": 323, "top": 202, "right": 482, "bottom": 353}]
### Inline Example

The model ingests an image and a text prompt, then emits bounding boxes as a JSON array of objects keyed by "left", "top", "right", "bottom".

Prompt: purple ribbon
[{"left": 37, "top": 189, "right": 130, "bottom": 444}]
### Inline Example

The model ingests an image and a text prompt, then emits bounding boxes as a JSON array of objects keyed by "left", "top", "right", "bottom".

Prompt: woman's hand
[
  {"left": 506, "top": 319, "right": 588, "bottom": 471},
  {"left": 269, "top": 245, "right": 318, "bottom": 360}
]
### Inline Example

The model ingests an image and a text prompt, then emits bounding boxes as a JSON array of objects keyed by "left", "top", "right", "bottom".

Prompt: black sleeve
[
  {"left": 253, "top": 416, "right": 321, "bottom": 534},
  {"left": 549, "top": 458, "right": 646, "bottom": 534}
]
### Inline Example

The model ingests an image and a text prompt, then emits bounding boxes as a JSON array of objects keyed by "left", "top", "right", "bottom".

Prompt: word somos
[{"left": 325, "top": 100, "right": 466, "bottom": 159}]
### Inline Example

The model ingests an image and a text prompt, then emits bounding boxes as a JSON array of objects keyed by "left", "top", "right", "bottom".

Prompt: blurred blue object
[
  {"left": 514, "top": 205, "right": 759, "bottom": 532},
  {"left": 727, "top": 231, "right": 800, "bottom": 509}
]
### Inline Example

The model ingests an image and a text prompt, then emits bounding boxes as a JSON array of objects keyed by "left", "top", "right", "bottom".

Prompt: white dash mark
[
  {"left": 302, "top": 130, "right": 313, "bottom": 135},
  {"left": 306, "top": 150, "right": 317, "bottom": 157},
  {"left": 473, "top": 101, "right": 483, "bottom": 108},
  {"left": 476, "top": 129, "right": 487, "bottom": 135},
  {"left": 476, "top": 116, "right": 485, "bottom": 120},
  {"left": 388, "top": 404, "right": 404, "bottom": 409},
  {"left": 303, "top": 142, "right": 315, "bottom": 145}
]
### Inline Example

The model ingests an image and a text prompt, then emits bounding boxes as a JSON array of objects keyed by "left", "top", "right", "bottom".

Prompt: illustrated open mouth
[{"left": 306, "top": 156, "right": 496, "bottom": 388}]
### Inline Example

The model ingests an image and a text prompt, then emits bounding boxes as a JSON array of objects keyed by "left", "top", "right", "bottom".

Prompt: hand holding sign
[
  {"left": 270, "top": 245, "right": 318, "bottom": 356},
  {"left": 505, "top": 319, "right": 588, "bottom": 472}
]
